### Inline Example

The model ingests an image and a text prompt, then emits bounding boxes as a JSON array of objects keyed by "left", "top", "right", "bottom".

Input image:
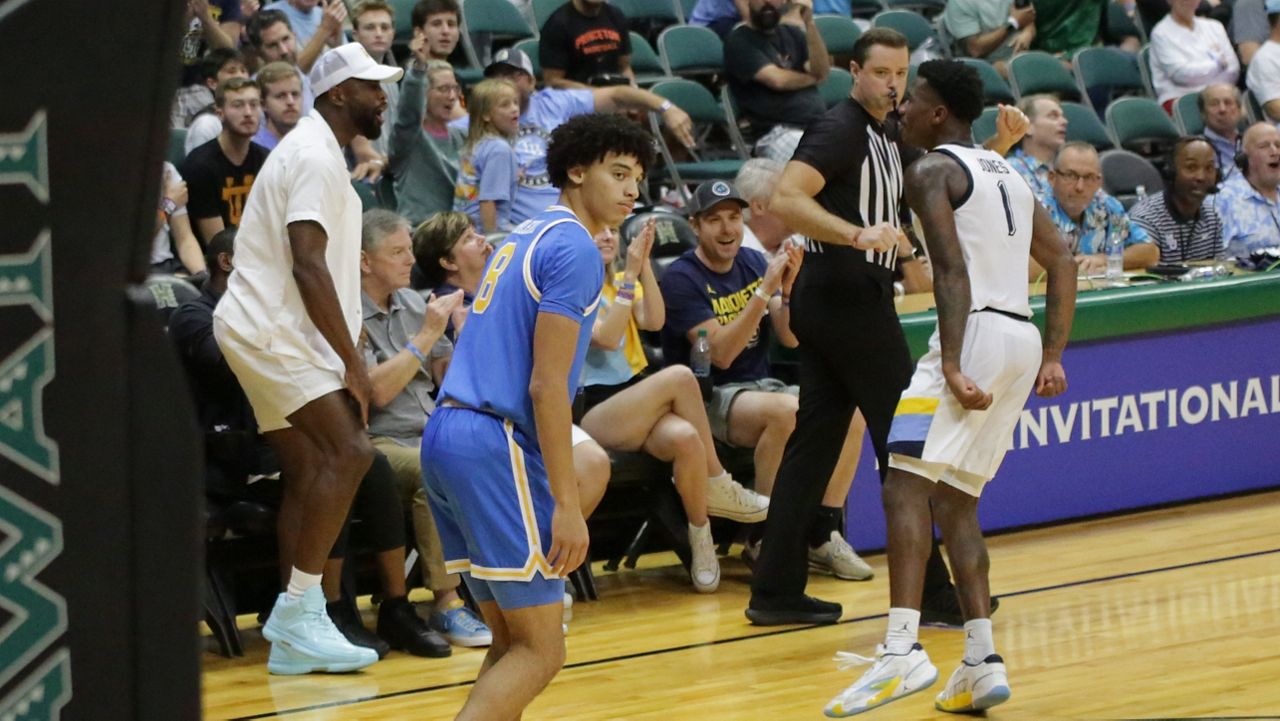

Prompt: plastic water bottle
[
  {"left": 691, "top": 329, "right": 712, "bottom": 401},
  {"left": 1106, "top": 233, "right": 1125, "bottom": 284}
]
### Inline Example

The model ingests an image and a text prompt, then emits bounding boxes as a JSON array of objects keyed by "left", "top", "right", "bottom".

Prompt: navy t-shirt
[{"left": 660, "top": 247, "right": 771, "bottom": 385}]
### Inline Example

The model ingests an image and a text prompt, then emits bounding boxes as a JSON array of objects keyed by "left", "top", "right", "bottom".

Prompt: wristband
[
  {"left": 753, "top": 286, "right": 772, "bottom": 303},
  {"left": 658, "top": 100, "right": 674, "bottom": 113},
  {"left": 619, "top": 281, "right": 637, "bottom": 293},
  {"left": 614, "top": 295, "right": 634, "bottom": 307},
  {"left": 405, "top": 342, "right": 428, "bottom": 365},
  {"left": 160, "top": 197, "right": 177, "bottom": 217},
  {"left": 1007, "top": 17, "right": 1020, "bottom": 31}
]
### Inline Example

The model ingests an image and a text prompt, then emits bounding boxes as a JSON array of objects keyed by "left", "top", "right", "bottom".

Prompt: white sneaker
[
  {"left": 809, "top": 531, "right": 874, "bottom": 581},
  {"left": 705, "top": 474, "right": 769, "bottom": 523},
  {"left": 688, "top": 522, "right": 720, "bottom": 593},
  {"left": 563, "top": 592, "right": 574, "bottom": 624},
  {"left": 824, "top": 643, "right": 937, "bottom": 717},
  {"left": 262, "top": 587, "right": 379, "bottom": 675},
  {"left": 935, "top": 654, "right": 1010, "bottom": 713}
]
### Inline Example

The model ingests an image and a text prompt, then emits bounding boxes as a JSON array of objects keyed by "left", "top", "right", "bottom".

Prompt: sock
[
  {"left": 884, "top": 607, "right": 921, "bottom": 655},
  {"left": 963, "top": 618, "right": 995, "bottom": 664},
  {"left": 708, "top": 470, "right": 731, "bottom": 485},
  {"left": 286, "top": 568, "right": 322, "bottom": 600},
  {"left": 808, "top": 506, "right": 842, "bottom": 548}
]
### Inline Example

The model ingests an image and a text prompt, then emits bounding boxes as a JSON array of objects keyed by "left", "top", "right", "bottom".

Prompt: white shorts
[
  {"left": 887, "top": 311, "right": 1041, "bottom": 497},
  {"left": 571, "top": 424, "right": 593, "bottom": 447},
  {"left": 213, "top": 316, "right": 345, "bottom": 432}
]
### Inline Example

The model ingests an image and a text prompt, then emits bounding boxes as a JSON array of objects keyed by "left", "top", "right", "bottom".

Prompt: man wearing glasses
[{"left": 1031, "top": 141, "right": 1159, "bottom": 277}]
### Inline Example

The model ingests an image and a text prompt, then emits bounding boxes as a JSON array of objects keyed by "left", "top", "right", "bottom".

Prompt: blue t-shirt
[
  {"left": 438, "top": 205, "right": 604, "bottom": 439},
  {"left": 454, "top": 136, "right": 520, "bottom": 231},
  {"left": 660, "top": 247, "right": 771, "bottom": 385},
  {"left": 263, "top": 0, "right": 346, "bottom": 49},
  {"left": 689, "top": 0, "right": 739, "bottom": 27},
  {"left": 454, "top": 88, "right": 596, "bottom": 224}
]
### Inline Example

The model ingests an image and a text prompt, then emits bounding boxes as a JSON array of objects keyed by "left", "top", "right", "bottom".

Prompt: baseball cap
[
  {"left": 485, "top": 47, "right": 536, "bottom": 79},
  {"left": 309, "top": 42, "right": 404, "bottom": 98},
  {"left": 687, "top": 180, "right": 748, "bottom": 217}
]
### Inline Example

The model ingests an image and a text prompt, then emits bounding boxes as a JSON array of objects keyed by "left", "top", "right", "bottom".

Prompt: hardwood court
[{"left": 203, "top": 490, "right": 1280, "bottom": 720}]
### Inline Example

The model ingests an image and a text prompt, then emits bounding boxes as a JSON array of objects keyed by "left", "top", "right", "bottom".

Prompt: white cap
[{"left": 309, "top": 42, "right": 404, "bottom": 98}]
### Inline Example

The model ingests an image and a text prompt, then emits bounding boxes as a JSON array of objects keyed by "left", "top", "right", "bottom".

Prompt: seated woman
[{"left": 579, "top": 221, "right": 770, "bottom": 594}]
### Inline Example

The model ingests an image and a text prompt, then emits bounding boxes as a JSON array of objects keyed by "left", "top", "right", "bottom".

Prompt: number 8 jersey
[
  {"left": 437, "top": 205, "right": 605, "bottom": 438},
  {"left": 929, "top": 144, "right": 1036, "bottom": 320}
]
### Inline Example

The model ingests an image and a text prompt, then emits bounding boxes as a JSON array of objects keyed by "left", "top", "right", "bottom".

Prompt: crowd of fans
[{"left": 162, "top": 0, "right": 1280, "bottom": 667}]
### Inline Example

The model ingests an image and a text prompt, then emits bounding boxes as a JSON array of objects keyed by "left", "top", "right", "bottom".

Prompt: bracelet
[
  {"left": 614, "top": 296, "right": 634, "bottom": 307},
  {"left": 1007, "top": 17, "right": 1020, "bottom": 31},
  {"left": 753, "top": 286, "right": 772, "bottom": 303},
  {"left": 618, "top": 281, "right": 637, "bottom": 293},
  {"left": 781, "top": 295, "right": 791, "bottom": 306},
  {"left": 405, "top": 342, "right": 428, "bottom": 365},
  {"left": 658, "top": 100, "right": 673, "bottom": 113}
]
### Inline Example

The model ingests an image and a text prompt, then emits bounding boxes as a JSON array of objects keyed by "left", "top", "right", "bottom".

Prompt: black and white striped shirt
[
  {"left": 1128, "top": 191, "right": 1225, "bottom": 263},
  {"left": 791, "top": 98, "right": 918, "bottom": 274}
]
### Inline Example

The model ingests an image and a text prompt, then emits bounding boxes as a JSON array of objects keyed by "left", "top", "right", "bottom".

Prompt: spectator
[
  {"left": 540, "top": 0, "right": 633, "bottom": 89},
  {"left": 183, "top": 49, "right": 252, "bottom": 152},
  {"left": 941, "top": 0, "right": 1037, "bottom": 74},
  {"left": 246, "top": 10, "right": 316, "bottom": 109},
  {"left": 358, "top": 210, "right": 493, "bottom": 651},
  {"left": 263, "top": 0, "right": 341, "bottom": 51},
  {"left": 351, "top": 0, "right": 402, "bottom": 154},
  {"left": 178, "top": 0, "right": 242, "bottom": 95},
  {"left": 474, "top": 48, "right": 695, "bottom": 224},
  {"left": 724, "top": 0, "right": 828, "bottom": 152},
  {"left": 152, "top": 163, "right": 207, "bottom": 276},
  {"left": 1233, "top": 0, "right": 1268, "bottom": 66},
  {"left": 1036, "top": 141, "right": 1159, "bottom": 275},
  {"left": 1149, "top": 0, "right": 1239, "bottom": 110},
  {"left": 735, "top": 158, "right": 800, "bottom": 260},
  {"left": 296, "top": 0, "right": 352, "bottom": 74},
  {"left": 688, "top": 0, "right": 747, "bottom": 39},
  {"left": 390, "top": 56, "right": 467, "bottom": 225},
  {"left": 454, "top": 80, "right": 522, "bottom": 232},
  {"left": 1130, "top": 135, "right": 1225, "bottom": 262},
  {"left": 1248, "top": 1, "right": 1280, "bottom": 124},
  {"left": 660, "top": 181, "right": 874, "bottom": 582},
  {"left": 411, "top": 0, "right": 463, "bottom": 65},
  {"left": 180, "top": 77, "right": 270, "bottom": 244},
  {"left": 1007, "top": 94, "right": 1067, "bottom": 203},
  {"left": 253, "top": 62, "right": 305, "bottom": 150},
  {"left": 1215, "top": 122, "right": 1280, "bottom": 258},
  {"left": 580, "top": 222, "right": 770, "bottom": 593},
  {"left": 176, "top": 47, "right": 250, "bottom": 130},
  {"left": 1200, "top": 83, "right": 1244, "bottom": 176},
  {"left": 1031, "top": 0, "right": 1105, "bottom": 57}
]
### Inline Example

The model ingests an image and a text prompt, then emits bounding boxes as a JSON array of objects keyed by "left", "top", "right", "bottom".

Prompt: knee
[
  {"left": 659, "top": 365, "right": 698, "bottom": 393},
  {"left": 337, "top": 436, "right": 376, "bottom": 480},
  {"left": 575, "top": 441, "right": 611, "bottom": 488},
  {"left": 667, "top": 421, "right": 704, "bottom": 458},
  {"left": 881, "top": 474, "right": 924, "bottom": 515},
  {"left": 768, "top": 396, "right": 798, "bottom": 435}
]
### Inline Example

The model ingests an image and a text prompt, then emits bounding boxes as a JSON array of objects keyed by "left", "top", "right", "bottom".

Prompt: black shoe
[
  {"left": 327, "top": 600, "right": 391, "bottom": 658},
  {"left": 920, "top": 585, "right": 1000, "bottom": 628},
  {"left": 377, "top": 597, "right": 452, "bottom": 658},
  {"left": 745, "top": 594, "right": 842, "bottom": 626}
]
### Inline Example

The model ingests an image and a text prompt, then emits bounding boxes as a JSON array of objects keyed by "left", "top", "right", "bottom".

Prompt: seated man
[
  {"left": 661, "top": 180, "right": 875, "bottom": 583},
  {"left": 359, "top": 210, "right": 492, "bottom": 650},
  {"left": 1214, "top": 122, "right": 1280, "bottom": 258},
  {"left": 1007, "top": 94, "right": 1067, "bottom": 203},
  {"left": 180, "top": 77, "right": 269, "bottom": 245},
  {"left": 1150, "top": 0, "right": 1238, "bottom": 110},
  {"left": 941, "top": 0, "right": 1037, "bottom": 74},
  {"left": 539, "top": 0, "right": 633, "bottom": 89},
  {"left": 1130, "top": 136, "right": 1225, "bottom": 262},
  {"left": 1200, "top": 83, "right": 1244, "bottom": 177},
  {"left": 688, "top": 0, "right": 747, "bottom": 38},
  {"left": 724, "top": 0, "right": 827, "bottom": 154},
  {"left": 1247, "top": 2, "right": 1280, "bottom": 124},
  {"left": 1035, "top": 141, "right": 1159, "bottom": 276},
  {"left": 252, "top": 62, "right": 305, "bottom": 151},
  {"left": 176, "top": 47, "right": 249, "bottom": 132}
]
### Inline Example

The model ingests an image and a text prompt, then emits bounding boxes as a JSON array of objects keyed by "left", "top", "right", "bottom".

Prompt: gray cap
[
  {"left": 687, "top": 180, "right": 748, "bottom": 217},
  {"left": 485, "top": 47, "right": 536, "bottom": 79}
]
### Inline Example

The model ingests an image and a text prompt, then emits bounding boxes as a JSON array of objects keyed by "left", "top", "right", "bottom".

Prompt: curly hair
[
  {"left": 916, "top": 59, "right": 984, "bottom": 124},
  {"left": 545, "top": 113, "right": 655, "bottom": 190}
]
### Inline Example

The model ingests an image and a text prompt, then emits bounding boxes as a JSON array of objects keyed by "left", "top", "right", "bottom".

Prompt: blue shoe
[
  {"left": 429, "top": 604, "right": 492, "bottom": 648},
  {"left": 262, "top": 587, "right": 379, "bottom": 675}
]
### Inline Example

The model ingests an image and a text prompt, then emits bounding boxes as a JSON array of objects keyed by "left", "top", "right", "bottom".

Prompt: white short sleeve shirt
[
  {"left": 214, "top": 109, "right": 364, "bottom": 375},
  {"left": 1247, "top": 40, "right": 1280, "bottom": 110}
]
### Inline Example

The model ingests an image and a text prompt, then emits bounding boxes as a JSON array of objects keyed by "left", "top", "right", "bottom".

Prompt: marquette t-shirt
[
  {"left": 659, "top": 248, "right": 771, "bottom": 385},
  {"left": 181, "top": 138, "right": 270, "bottom": 229}
]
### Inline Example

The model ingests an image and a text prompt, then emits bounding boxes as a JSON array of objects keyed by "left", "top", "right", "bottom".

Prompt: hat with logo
[
  {"left": 310, "top": 42, "right": 404, "bottom": 98},
  {"left": 485, "top": 47, "right": 537, "bottom": 79},
  {"left": 687, "top": 180, "right": 748, "bottom": 217}
]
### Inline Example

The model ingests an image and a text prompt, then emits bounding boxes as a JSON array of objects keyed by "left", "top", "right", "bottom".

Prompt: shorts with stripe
[
  {"left": 420, "top": 406, "right": 563, "bottom": 609},
  {"left": 887, "top": 312, "right": 1041, "bottom": 497}
]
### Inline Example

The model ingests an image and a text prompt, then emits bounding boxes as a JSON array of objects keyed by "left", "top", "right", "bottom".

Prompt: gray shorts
[{"left": 708, "top": 378, "right": 799, "bottom": 444}]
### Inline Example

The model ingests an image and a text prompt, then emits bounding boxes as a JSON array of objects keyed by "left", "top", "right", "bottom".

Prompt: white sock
[
  {"left": 708, "top": 471, "right": 731, "bottom": 485},
  {"left": 963, "top": 618, "right": 995, "bottom": 664},
  {"left": 286, "top": 568, "right": 323, "bottom": 600},
  {"left": 884, "top": 607, "right": 920, "bottom": 655}
]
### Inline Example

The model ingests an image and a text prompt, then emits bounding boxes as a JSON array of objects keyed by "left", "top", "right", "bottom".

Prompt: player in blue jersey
[{"left": 420, "top": 112, "right": 654, "bottom": 721}]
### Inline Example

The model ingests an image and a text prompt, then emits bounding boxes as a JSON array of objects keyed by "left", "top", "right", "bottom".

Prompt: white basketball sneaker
[
  {"left": 935, "top": 654, "right": 1011, "bottom": 713},
  {"left": 824, "top": 643, "right": 938, "bottom": 717}
]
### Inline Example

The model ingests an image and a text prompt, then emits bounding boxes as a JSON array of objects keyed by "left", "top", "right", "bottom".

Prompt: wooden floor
[{"left": 203, "top": 490, "right": 1280, "bottom": 720}]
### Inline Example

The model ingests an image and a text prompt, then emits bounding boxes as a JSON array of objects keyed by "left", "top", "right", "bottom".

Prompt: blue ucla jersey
[{"left": 438, "top": 205, "right": 604, "bottom": 439}]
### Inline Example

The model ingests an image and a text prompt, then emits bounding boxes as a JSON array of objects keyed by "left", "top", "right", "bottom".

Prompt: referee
[{"left": 746, "top": 27, "right": 1023, "bottom": 626}]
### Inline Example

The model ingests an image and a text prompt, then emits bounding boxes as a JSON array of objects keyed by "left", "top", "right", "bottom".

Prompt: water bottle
[
  {"left": 691, "top": 329, "right": 712, "bottom": 401},
  {"left": 1106, "top": 233, "right": 1125, "bottom": 285}
]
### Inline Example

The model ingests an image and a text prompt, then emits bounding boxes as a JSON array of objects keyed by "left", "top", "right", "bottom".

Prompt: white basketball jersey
[{"left": 929, "top": 144, "right": 1035, "bottom": 319}]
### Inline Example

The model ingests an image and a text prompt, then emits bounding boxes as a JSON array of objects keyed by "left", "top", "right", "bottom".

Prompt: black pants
[{"left": 751, "top": 253, "right": 952, "bottom": 599}]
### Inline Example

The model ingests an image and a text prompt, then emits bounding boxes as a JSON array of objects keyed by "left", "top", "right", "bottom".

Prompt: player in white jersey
[{"left": 824, "top": 60, "right": 1077, "bottom": 717}]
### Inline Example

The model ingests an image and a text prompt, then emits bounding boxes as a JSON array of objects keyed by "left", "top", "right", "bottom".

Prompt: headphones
[
  {"left": 1162, "top": 135, "right": 1222, "bottom": 191},
  {"left": 1236, "top": 150, "right": 1250, "bottom": 174}
]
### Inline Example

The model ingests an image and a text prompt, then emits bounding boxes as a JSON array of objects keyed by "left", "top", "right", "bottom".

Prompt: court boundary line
[{"left": 229, "top": 545, "right": 1280, "bottom": 720}]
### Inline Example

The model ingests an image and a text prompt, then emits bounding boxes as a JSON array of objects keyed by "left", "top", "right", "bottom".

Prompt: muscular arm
[
  {"left": 1028, "top": 201, "right": 1076, "bottom": 361},
  {"left": 904, "top": 155, "right": 971, "bottom": 372},
  {"left": 770, "top": 160, "right": 861, "bottom": 246},
  {"left": 289, "top": 220, "right": 364, "bottom": 370}
]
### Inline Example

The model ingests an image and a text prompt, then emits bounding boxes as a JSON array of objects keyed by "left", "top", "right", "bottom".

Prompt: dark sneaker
[
  {"left": 326, "top": 599, "right": 390, "bottom": 659},
  {"left": 746, "top": 594, "right": 843, "bottom": 626},
  {"left": 376, "top": 596, "right": 452, "bottom": 658},
  {"left": 920, "top": 586, "right": 1000, "bottom": 628}
]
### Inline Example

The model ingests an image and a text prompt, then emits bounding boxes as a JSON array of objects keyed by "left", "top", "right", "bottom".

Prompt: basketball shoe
[
  {"left": 262, "top": 586, "right": 379, "bottom": 675},
  {"left": 824, "top": 643, "right": 937, "bottom": 717},
  {"left": 935, "top": 654, "right": 1010, "bottom": 713}
]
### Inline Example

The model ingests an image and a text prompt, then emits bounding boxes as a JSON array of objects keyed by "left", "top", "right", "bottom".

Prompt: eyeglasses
[
  {"left": 431, "top": 84, "right": 461, "bottom": 95},
  {"left": 1053, "top": 169, "right": 1102, "bottom": 184}
]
